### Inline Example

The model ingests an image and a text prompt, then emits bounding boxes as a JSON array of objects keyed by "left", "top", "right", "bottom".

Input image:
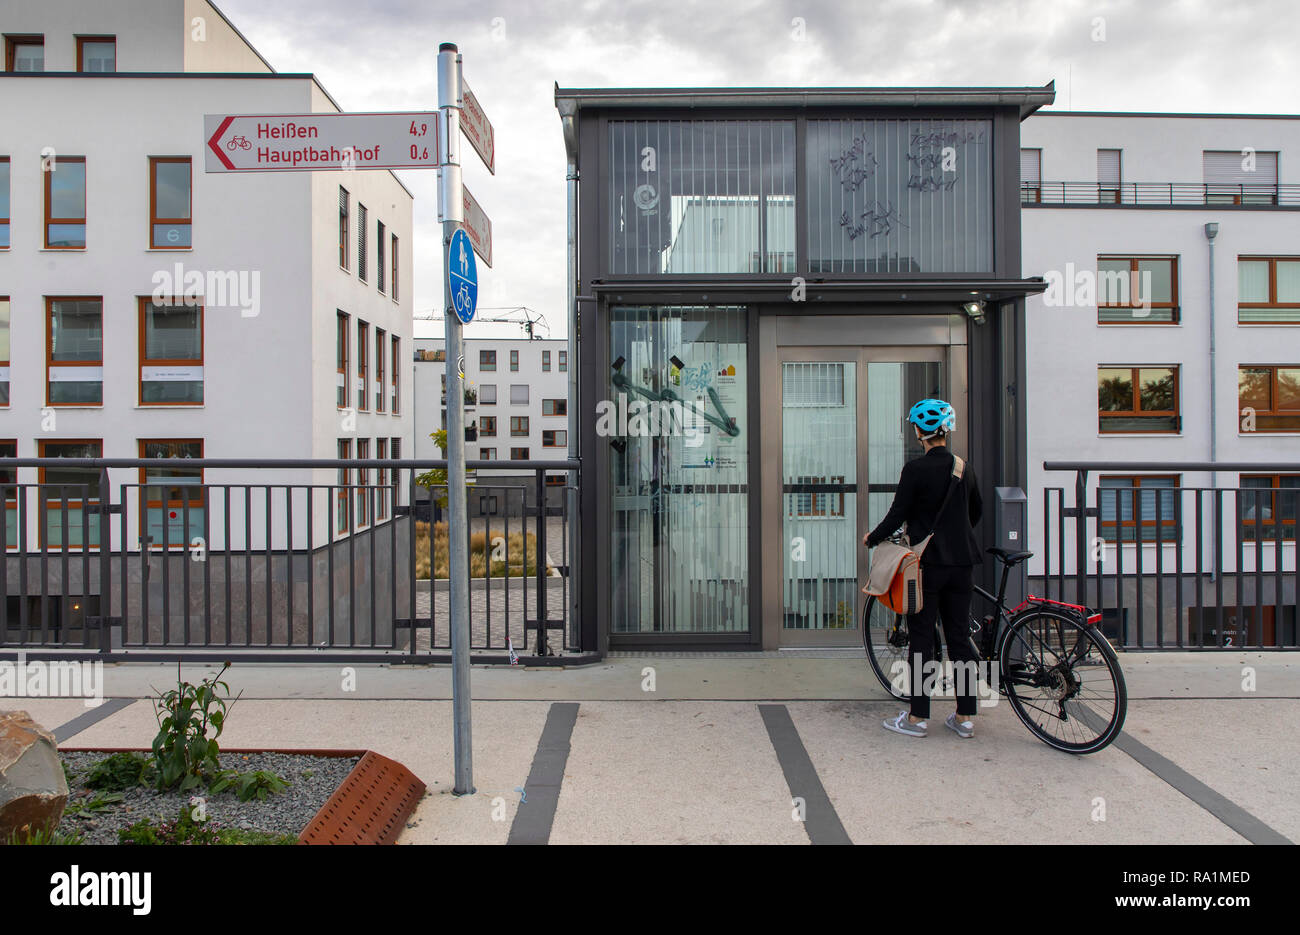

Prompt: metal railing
[
  {"left": 1040, "top": 462, "right": 1298, "bottom": 650},
  {"left": 0, "top": 457, "right": 586, "bottom": 663},
  {"left": 1022, "top": 182, "right": 1300, "bottom": 207}
]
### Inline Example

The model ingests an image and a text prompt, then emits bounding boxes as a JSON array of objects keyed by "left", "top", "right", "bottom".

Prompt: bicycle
[
  {"left": 226, "top": 134, "right": 252, "bottom": 151},
  {"left": 862, "top": 544, "right": 1127, "bottom": 754}
]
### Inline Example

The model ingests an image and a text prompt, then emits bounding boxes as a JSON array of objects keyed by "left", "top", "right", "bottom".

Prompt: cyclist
[{"left": 864, "top": 399, "right": 983, "bottom": 739}]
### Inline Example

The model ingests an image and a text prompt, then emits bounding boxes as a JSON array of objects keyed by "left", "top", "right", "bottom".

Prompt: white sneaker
[
  {"left": 883, "top": 710, "right": 927, "bottom": 737},
  {"left": 945, "top": 713, "right": 975, "bottom": 738}
]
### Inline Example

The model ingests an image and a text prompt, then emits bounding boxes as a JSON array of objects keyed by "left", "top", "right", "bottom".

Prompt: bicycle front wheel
[
  {"left": 862, "top": 595, "right": 909, "bottom": 700},
  {"left": 999, "top": 609, "right": 1127, "bottom": 754}
]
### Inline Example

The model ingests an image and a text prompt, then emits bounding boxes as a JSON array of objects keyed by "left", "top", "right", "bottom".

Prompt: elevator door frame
[{"left": 759, "top": 313, "right": 968, "bottom": 649}]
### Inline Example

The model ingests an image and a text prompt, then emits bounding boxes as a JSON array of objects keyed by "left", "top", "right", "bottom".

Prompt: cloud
[{"left": 213, "top": 0, "right": 1300, "bottom": 336}]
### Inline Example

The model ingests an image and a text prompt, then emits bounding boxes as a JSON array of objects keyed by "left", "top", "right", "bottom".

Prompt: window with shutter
[
  {"left": 1203, "top": 151, "right": 1278, "bottom": 205},
  {"left": 357, "top": 204, "right": 368, "bottom": 280},
  {"left": 1097, "top": 149, "right": 1121, "bottom": 203},
  {"left": 1020, "top": 148, "right": 1041, "bottom": 203}
]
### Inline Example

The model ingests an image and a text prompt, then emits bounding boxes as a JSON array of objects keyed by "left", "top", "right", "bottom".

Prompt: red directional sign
[
  {"left": 462, "top": 185, "right": 492, "bottom": 267},
  {"left": 460, "top": 81, "right": 495, "bottom": 174},
  {"left": 204, "top": 112, "right": 441, "bottom": 172}
]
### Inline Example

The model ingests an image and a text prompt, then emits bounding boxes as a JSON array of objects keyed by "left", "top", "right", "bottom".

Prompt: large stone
[{"left": 0, "top": 710, "right": 69, "bottom": 842}]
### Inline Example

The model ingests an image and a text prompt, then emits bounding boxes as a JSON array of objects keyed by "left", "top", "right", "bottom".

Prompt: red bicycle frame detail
[{"left": 1012, "top": 594, "right": 1103, "bottom": 627}]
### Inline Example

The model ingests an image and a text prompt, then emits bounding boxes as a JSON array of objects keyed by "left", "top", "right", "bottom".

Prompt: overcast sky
[{"left": 215, "top": 0, "right": 1300, "bottom": 339}]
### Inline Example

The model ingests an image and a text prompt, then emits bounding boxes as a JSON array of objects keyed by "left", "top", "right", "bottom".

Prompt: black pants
[{"left": 907, "top": 563, "right": 979, "bottom": 719}]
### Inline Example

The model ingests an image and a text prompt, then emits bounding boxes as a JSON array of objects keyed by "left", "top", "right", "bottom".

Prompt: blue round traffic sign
[{"left": 448, "top": 228, "right": 478, "bottom": 324}]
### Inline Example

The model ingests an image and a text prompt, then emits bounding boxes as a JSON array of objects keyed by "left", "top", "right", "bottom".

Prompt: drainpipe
[
  {"left": 1204, "top": 221, "right": 1219, "bottom": 580},
  {"left": 559, "top": 95, "right": 580, "bottom": 648}
]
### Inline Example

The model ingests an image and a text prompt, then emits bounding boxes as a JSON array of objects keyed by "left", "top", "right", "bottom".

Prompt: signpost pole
[{"left": 438, "top": 41, "right": 474, "bottom": 796}]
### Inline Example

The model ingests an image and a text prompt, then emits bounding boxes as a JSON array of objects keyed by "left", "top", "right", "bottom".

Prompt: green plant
[
  {"left": 66, "top": 791, "right": 125, "bottom": 817},
  {"left": 85, "top": 751, "right": 152, "bottom": 791},
  {"left": 118, "top": 806, "right": 295, "bottom": 846},
  {"left": 150, "top": 662, "right": 240, "bottom": 792},
  {"left": 414, "top": 429, "right": 474, "bottom": 508},
  {"left": 6, "top": 825, "right": 85, "bottom": 845},
  {"left": 210, "top": 768, "right": 289, "bottom": 802}
]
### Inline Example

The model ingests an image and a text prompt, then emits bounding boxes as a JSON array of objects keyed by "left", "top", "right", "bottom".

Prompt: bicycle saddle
[{"left": 987, "top": 546, "right": 1034, "bottom": 565}]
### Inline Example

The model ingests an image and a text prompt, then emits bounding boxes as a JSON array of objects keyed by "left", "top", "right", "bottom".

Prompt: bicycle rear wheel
[{"left": 999, "top": 609, "right": 1127, "bottom": 754}]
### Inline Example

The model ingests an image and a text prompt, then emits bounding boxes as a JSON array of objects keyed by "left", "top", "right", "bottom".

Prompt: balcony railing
[{"left": 1022, "top": 182, "right": 1300, "bottom": 207}]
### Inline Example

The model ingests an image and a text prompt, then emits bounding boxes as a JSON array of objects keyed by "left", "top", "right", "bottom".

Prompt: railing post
[
  {"left": 98, "top": 466, "right": 112, "bottom": 654},
  {"left": 1074, "top": 469, "right": 1089, "bottom": 606},
  {"left": 534, "top": 467, "right": 547, "bottom": 657}
]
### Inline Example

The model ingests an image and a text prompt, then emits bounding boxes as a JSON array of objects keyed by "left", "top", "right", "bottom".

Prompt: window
[
  {"left": 149, "top": 157, "right": 191, "bottom": 248},
  {"left": 807, "top": 118, "right": 991, "bottom": 274},
  {"left": 1098, "top": 366, "right": 1179, "bottom": 433},
  {"left": 1097, "top": 149, "right": 1121, "bottom": 203},
  {"left": 480, "top": 349, "right": 496, "bottom": 371},
  {"left": 510, "top": 447, "right": 529, "bottom": 460},
  {"left": 0, "top": 157, "right": 9, "bottom": 248},
  {"left": 1239, "top": 257, "right": 1300, "bottom": 324},
  {"left": 377, "top": 221, "right": 386, "bottom": 293},
  {"left": 39, "top": 440, "right": 101, "bottom": 549},
  {"left": 357, "top": 321, "right": 368, "bottom": 410},
  {"left": 5, "top": 36, "right": 43, "bottom": 72},
  {"left": 1, "top": 439, "right": 15, "bottom": 549},
  {"left": 545, "top": 474, "right": 566, "bottom": 487},
  {"left": 47, "top": 298, "right": 102, "bottom": 405},
  {"left": 391, "top": 335, "right": 400, "bottom": 413},
  {"left": 1097, "top": 256, "right": 1179, "bottom": 324},
  {"left": 543, "top": 429, "right": 567, "bottom": 447},
  {"left": 480, "top": 384, "right": 496, "bottom": 405},
  {"left": 139, "top": 298, "right": 203, "bottom": 404},
  {"left": 558, "top": 350, "right": 567, "bottom": 372},
  {"left": 338, "top": 187, "right": 349, "bottom": 269},
  {"left": 510, "top": 384, "right": 529, "bottom": 405},
  {"left": 610, "top": 119, "right": 796, "bottom": 275},
  {"left": 1204, "top": 150, "right": 1278, "bottom": 205},
  {"left": 355, "top": 439, "right": 370, "bottom": 528},
  {"left": 376, "top": 438, "right": 389, "bottom": 521},
  {"left": 792, "top": 475, "right": 847, "bottom": 518},
  {"left": 375, "top": 328, "right": 386, "bottom": 411},
  {"left": 391, "top": 233, "right": 399, "bottom": 301},
  {"left": 45, "top": 156, "right": 86, "bottom": 248},
  {"left": 1238, "top": 365, "right": 1300, "bottom": 432},
  {"left": 1020, "top": 148, "right": 1041, "bottom": 203},
  {"left": 336, "top": 311, "right": 349, "bottom": 408},
  {"left": 0, "top": 297, "right": 8, "bottom": 405},
  {"left": 337, "top": 439, "right": 351, "bottom": 534},
  {"left": 542, "top": 350, "right": 550, "bottom": 371},
  {"left": 139, "top": 440, "right": 203, "bottom": 549},
  {"left": 1239, "top": 475, "right": 1299, "bottom": 542},
  {"left": 510, "top": 349, "right": 519, "bottom": 371},
  {"left": 480, "top": 447, "right": 496, "bottom": 460},
  {"left": 357, "top": 203, "right": 368, "bottom": 280},
  {"left": 480, "top": 416, "right": 497, "bottom": 437},
  {"left": 543, "top": 398, "right": 566, "bottom": 416},
  {"left": 76, "top": 36, "right": 115, "bottom": 73},
  {"left": 511, "top": 416, "right": 529, "bottom": 436},
  {"left": 1099, "top": 476, "right": 1179, "bottom": 542}
]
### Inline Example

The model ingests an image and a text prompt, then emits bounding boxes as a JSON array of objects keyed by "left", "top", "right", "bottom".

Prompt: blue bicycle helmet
[{"left": 908, "top": 398, "right": 956, "bottom": 438}]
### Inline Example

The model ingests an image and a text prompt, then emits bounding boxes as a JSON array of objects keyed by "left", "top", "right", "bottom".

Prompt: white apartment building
[
  {"left": 0, "top": 0, "right": 414, "bottom": 554},
  {"left": 412, "top": 330, "right": 570, "bottom": 513},
  {"left": 1021, "top": 111, "right": 1299, "bottom": 582}
]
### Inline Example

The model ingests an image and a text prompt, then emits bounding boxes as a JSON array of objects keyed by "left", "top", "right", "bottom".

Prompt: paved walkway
[{"left": 11, "top": 651, "right": 1297, "bottom": 844}]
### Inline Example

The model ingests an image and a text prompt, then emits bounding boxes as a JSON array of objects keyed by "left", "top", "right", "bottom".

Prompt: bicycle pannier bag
[{"left": 862, "top": 456, "right": 965, "bottom": 616}]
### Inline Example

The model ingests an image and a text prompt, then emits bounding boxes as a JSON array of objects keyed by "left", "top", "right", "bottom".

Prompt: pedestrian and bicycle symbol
[{"left": 448, "top": 227, "right": 478, "bottom": 324}]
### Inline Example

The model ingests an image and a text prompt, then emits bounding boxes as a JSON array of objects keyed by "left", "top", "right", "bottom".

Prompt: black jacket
[{"left": 866, "top": 446, "right": 982, "bottom": 566}]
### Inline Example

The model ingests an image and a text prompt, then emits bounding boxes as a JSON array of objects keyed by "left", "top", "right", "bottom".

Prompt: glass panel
[
  {"left": 1138, "top": 368, "right": 1176, "bottom": 412},
  {"left": 1277, "top": 368, "right": 1300, "bottom": 410},
  {"left": 1276, "top": 260, "right": 1300, "bottom": 303},
  {"left": 80, "top": 39, "right": 114, "bottom": 72},
  {"left": 609, "top": 305, "right": 748, "bottom": 633},
  {"left": 0, "top": 159, "right": 9, "bottom": 219},
  {"left": 866, "top": 361, "right": 943, "bottom": 538},
  {"left": 1097, "top": 259, "right": 1132, "bottom": 306},
  {"left": 1238, "top": 367, "right": 1272, "bottom": 410},
  {"left": 50, "top": 299, "right": 101, "bottom": 362},
  {"left": 14, "top": 43, "right": 43, "bottom": 72},
  {"left": 782, "top": 362, "right": 856, "bottom": 631},
  {"left": 807, "top": 118, "right": 992, "bottom": 273},
  {"left": 0, "top": 297, "right": 8, "bottom": 360},
  {"left": 1136, "top": 259, "right": 1173, "bottom": 303},
  {"left": 50, "top": 161, "right": 86, "bottom": 219},
  {"left": 1238, "top": 260, "right": 1270, "bottom": 302},
  {"left": 608, "top": 121, "right": 796, "bottom": 275},
  {"left": 41, "top": 442, "right": 101, "bottom": 547},
  {"left": 46, "top": 224, "right": 85, "bottom": 248},
  {"left": 1097, "top": 368, "right": 1134, "bottom": 411},
  {"left": 142, "top": 441, "right": 203, "bottom": 545}
]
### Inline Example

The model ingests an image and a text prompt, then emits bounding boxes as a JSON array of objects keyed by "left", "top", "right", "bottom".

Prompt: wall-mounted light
[{"left": 962, "top": 301, "right": 986, "bottom": 325}]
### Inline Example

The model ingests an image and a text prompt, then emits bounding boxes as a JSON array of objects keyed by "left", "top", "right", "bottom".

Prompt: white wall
[
  {"left": 0, "top": 0, "right": 186, "bottom": 72},
  {"left": 1020, "top": 112, "right": 1300, "bottom": 577}
]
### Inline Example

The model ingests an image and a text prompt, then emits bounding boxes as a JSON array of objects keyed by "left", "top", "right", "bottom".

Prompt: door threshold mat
[{"left": 298, "top": 750, "right": 426, "bottom": 845}]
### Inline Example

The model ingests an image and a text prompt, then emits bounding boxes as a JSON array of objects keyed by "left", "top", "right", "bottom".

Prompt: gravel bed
[{"left": 57, "top": 751, "right": 361, "bottom": 845}]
